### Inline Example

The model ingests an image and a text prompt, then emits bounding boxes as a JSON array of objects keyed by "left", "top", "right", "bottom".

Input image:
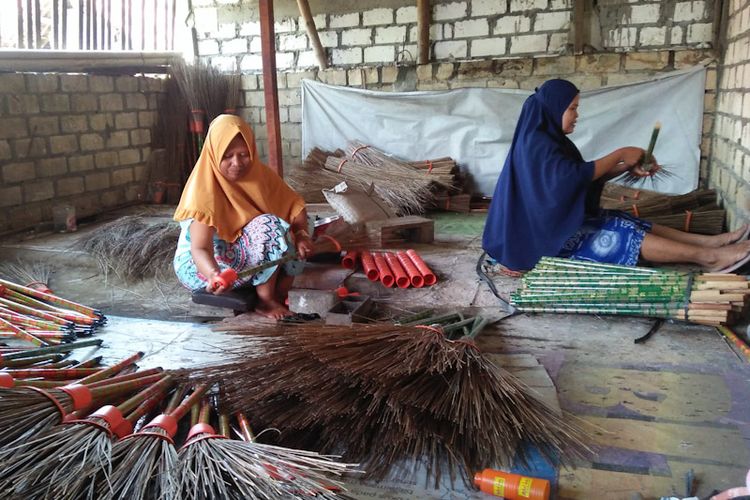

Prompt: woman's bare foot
[
  {"left": 255, "top": 299, "right": 290, "bottom": 320},
  {"left": 705, "top": 240, "right": 750, "bottom": 272},
  {"left": 712, "top": 224, "right": 750, "bottom": 247}
]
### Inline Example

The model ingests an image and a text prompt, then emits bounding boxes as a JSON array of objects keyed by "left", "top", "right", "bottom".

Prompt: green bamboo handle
[{"left": 0, "top": 339, "right": 102, "bottom": 361}]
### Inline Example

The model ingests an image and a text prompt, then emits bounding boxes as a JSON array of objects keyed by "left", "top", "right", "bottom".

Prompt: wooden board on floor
[{"left": 365, "top": 215, "right": 434, "bottom": 247}]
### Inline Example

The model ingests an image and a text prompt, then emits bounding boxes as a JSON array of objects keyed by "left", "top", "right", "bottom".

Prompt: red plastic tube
[
  {"left": 406, "top": 249, "right": 436, "bottom": 286},
  {"left": 360, "top": 251, "right": 379, "bottom": 281},
  {"left": 373, "top": 252, "right": 395, "bottom": 288},
  {"left": 384, "top": 252, "right": 410, "bottom": 289},
  {"left": 342, "top": 251, "right": 359, "bottom": 270},
  {"left": 396, "top": 251, "right": 425, "bottom": 288}
]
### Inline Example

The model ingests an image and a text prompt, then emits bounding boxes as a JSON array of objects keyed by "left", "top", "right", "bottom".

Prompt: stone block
[
  {"left": 434, "top": 40, "right": 468, "bottom": 59},
  {"left": 286, "top": 70, "right": 316, "bottom": 88},
  {"left": 40, "top": 94, "right": 70, "bottom": 112},
  {"left": 687, "top": 23, "right": 712, "bottom": 44},
  {"left": 0, "top": 186, "right": 22, "bottom": 207},
  {"left": 510, "top": 0, "right": 548, "bottom": 11},
  {"left": 90, "top": 76, "right": 114, "bottom": 93},
  {"left": 279, "top": 34, "right": 307, "bottom": 51},
  {"left": 57, "top": 177, "right": 85, "bottom": 196},
  {"left": 99, "top": 94, "right": 124, "bottom": 112},
  {"left": 433, "top": 1, "right": 467, "bottom": 20},
  {"left": 624, "top": 51, "right": 669, "bottom": 70},
  {"left": 85, "top": 172, "right": 110, "bottom": 191},
  {"left": 320, "top": 69, "right": 348, "bottom": 86},
  {"left": 330, "top": 12, "right": 359, "bottom": 28},
  {"left": 332, "top": 48, "right": 362, "bottom": 65},
  {"left": 674, "top": 1, "right": 706, "bottom": 22},
  {"left": 0, "top": 74, "right": 27, "bottom": 94},
  {"left": 363, "top": 8, "right": 393, "bottom": 26},
  {"left": 29, "top": 116, "right": 60, "bottom": 136},
  {"left": 396, "top": 6, "right": 417, "bottom": 24},
  {"left": 112, "top": 167, "right": 134, "bottom": 185},
  {"left": 473, "top": 0, "right": 508, "bottom": 16},
  {"left": 0, "top": 118, "right": 28, "bottom": 139},
  {"left": 510, "top": 34, "right": 548, "bottom": 54},
  {"left": 89, "top": 113, "right": 114, "bottom": 131},
  {"left": 115, "top": 76, "right": 139, "bottom": 92},
  {"left": 639, "top": 27, "right": 666, "bottom": 46},
  {"left": 494, "top": 15, "right": 531, "bottom": 34},
  {"left": 80, "top": 133, "right": 105, "bottom": 151},
  {"left": 577, "top": 53, "right": 621, "bottom": 72},
  {"left": 50, "top": 134, "right": 79, "bottom": 154},
  {"left": 115, "top": 112, "right": 139, "bottom": 129},
  {"left": 535, "top": 11, "right": 570, "bottom": 31},
  {"left": 106, "top": 130, "right": 130, "bottom": 148},
  {"left": 25, "top": 74, "right": 58, "bottom": 93},
  {"left": 119, "top": 149, "right": 141, "bottom": 165},
  {"left": 71, "top": 94, "right": 99, "bottom": 112},
  {"left": 534, "top": 55, "right": 576, "bottom": 75},
  {"left": 2, "top": 162, "right": 35, "bottom": 183},
  {"left": 342, "top": 28, "right": 373, "bottom": 46},
  {"left": 24, "top": 180, "right": 55, "bottom": 202},
  {"left": 364, "top": 46, "right": 396, "bottom": 63},
  {"left": 375, "top": 26, "right": 406, "bottom": 44},
  {"left": 455, "top": 19, "right": 490, "bottom": 38},
  {"left": 61, "top": 115, "right": 89, "bottom": 133},
  {"left": 12, "top": 138, "right": 47, "bottom": 159},
  {"left": 130, "top": 129, "right": 151, "bottom": 146},
  {"left": 629, "top": 4, "right": 661, "bottom": 23},
  {"left": 125, "top": 93, "right": 148, "bottom": 110},
  {"left": 435, "top": 63, "right": 455, "bottom": 80},
  {"left": 95, "top": 151, "right": 119, "bottom": 168},
  {"left": 8, "top": 95, "right": 40, "bottom": 114},
  {"left": 68, "top": 154, "right": 95, "bottom": 172}
]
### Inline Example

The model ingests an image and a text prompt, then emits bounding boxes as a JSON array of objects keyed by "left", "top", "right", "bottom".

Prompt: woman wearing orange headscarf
[{"left": 173, "top": 114, "right": 313, "bottom": 319}]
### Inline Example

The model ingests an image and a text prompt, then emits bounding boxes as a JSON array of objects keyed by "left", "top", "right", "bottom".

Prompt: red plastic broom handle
[
  {"left": 372, "top": 252, "right": 394, "bottom": 288},
  {"left": 384, "top": 252, "right": 410, "bottom": 289},
  {"left": 396, "top": 251, "right": 425, "bottom": 288},
  {"left": 406, "top": 249, "right": 437, "bottom": 286},
  {"left": 360, "top": 251, "right": 379, "bottom": 281}
]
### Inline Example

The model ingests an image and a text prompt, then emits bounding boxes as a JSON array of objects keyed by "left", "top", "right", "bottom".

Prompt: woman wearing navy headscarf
[{"left": 482, "top": 79, "right": 750, "bottom": 274}]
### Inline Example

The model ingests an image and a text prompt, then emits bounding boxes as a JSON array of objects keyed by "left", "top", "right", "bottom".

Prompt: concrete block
[
  {"left": 222, "top": 38, "right": 248, "bottom": 54},
  {"left": 130, "top": 129, "right": 151, "bottom": 146},
  {"left": 670, "top": 26, "right": 684, "bottom": 45},
  {"left": 218, "top": 23, "right": 238, "bottom": 40},
  {"left": 510, "top": 34, "right": 548, "bottom": 54},
  {"left": 83, "top": 172, "right": 111, "bottom": 191},
  {"left": 80, "top": 133, "right": 104, "bottom": 151},
  {"left": 510, "top": 0, "right": 548, "bottom": 11},
  {"left": 95, "top": 151, "right": 119, "bottom": 168},
  {"left": 210, "top": 56, "right": 237, "bottom": 72},
  {"left": 577, "top": 53, "right": 621, "bottom": 72},
  {"left": 2, "top": 162, "right": 35, "bottom": 183},
  {"left": 12, "top": 138, "right": 47, "bottom": 159},
  {"left": 241, "top": 54, "right": 263, "bottom": 71},
  {"left": 363, "top": 8, "right": 393, "bottom": 26},
  {"left": 434, "top": 40, "right": 468, "bottom": 59},
  {"left": 57, "top": 177, "right": 85, "bottom": 196},
  {"left": 119, "top": 149, "right": 141, "bottom": 165},
  {"left": 471, "top": 37, "right": 507, "bottom": 57},
  {"left": 71, "top": 94, "right": 98, "bottom": 112},
  {"left": 125, "top": 93, "right": 148, "bottom": 110},
  {"left": 89, "top": 76, "right": 114, "bottom": 93},
  {"left": 624, "top": 51, "right": 669, "bottom": 70},
  {"left": 68, "top": 154, "right": 94, "bottom": 172},
  {"left": 375, "top": 26, "right": 406, "bottom": 44},
  {"left": 297, "top": 14, "right": 326, "bottom": 31},
  {"left": 25, "top": 74, "right": 58, "bottom": 93},
  {"left": 320, "top": 69, "right": 347, "bottom": 85},
  {"left": 535, "top": 11, "right": 570, "bottom": 31},
  {"left": 550, "top": 0, "right": 571, "bottom": 8},
  {"left": 286, "top": 70, "right": 316, "bottom": 88},
  {"left": 275, "top": 19, "right": 296, "bottom": 33},
  {"left": 409, "top": 24, "right": 443, "bottom": 43},
  {"left": 0, "top": 74, "right": 27, "bottom": 94},
  {"left": 433, "top": 1, "right": 467, "bottom": 20},
  {"left": 629, "top": 4, "right": 661, "bottom": 24},
  {"left": 548, "top": 32, "right": 568, "bottom": 52},
  {"left": 318, "top": 31, "right": 338, "bottom": 47},
  {"left": 278, "top": 89, "right": 301, "bottom": 107},
  {"left": 60, "top": 75, "right": 90, "bottom": 92},
  {"left": 332, "top": 48, "right": 362, "bottom": 65},
  {"left": 276, "top": 53, "right": 295, "bottom": 70},
  {"left": 106, "top": 130, "right": 130, "bottom": 148},
  {"left": 454, "top": 19, "right": 490, "bottom": 38},
  {"left": 0, "top": 140, "right": 10, "bottom": 160},
  {"left": 297, "top": 51, "right": 319, "bottom": 68},
  {"left": 248, "top": 36, "right": 262, "bottom": 53},
  {"left": 494, "top": 15, "right": 531, "bottom": 34},
  {"left": 24, "top": 180, "right": 55, "bottom": 202},
  {"left": 89, "top": 113, "right": 113, "bottom": 131},
  {"left": 534, "top": 55, "right": 575, "bottom": 75},
  {"left": 687, "top": 23, "right": 713, "bottom": 44},
  {"left": 99, "top": 94, "right": 124, "bottom": 112},
  {"left": 50, "top": 134, "right": 79, "bottom": 154},
  {"left": 396, "top": 6, "right": 417, "bottom": 23},
  {"left": 279, "top": 34, "right": 307, "bottom": 51},
  {"left": 329, "top": 12, "right": 359, "bottom": 28},
  {"left": 40, "top": 94, "right": 70, "bottom": 113},
  {"left": 364, "top": 45, "right": 395, "bottom": 63},
  {"left": 342, "top": 28, "right": 373, "bottom": 46},
  {"left": 7, "top": 93, "right": 39, "bottom": 115},
  {"left": 239, "top": 21, "right": 260, "bottom": 36},
  {"left": 674, "top": 1, "right": 706, "bottom": 22},
  {"left": 607, "top": 27, "right": 637, "bottom": 48},
  {"left": 61, "top": 115, "right": 89, "bottom": 133},
  {"left": 115, "top": 112, "right": 139, "bottom": 129},
  {"left": 0, "top": 186, "right": 22, "bottom": 207},
  {"left": 0, "top": 118, "right": 29, "bottom": 139},
  {"left": 29, "top": 116, "right": 60, "bottom": 136},
  {"left": 115, "top": 76, "right": 139, "bottom": 92},
  {"left": 639, "top": 27, "right": 666, "bottom": 46},
  {"left": 288, "top": 289, "right": 338, "bottom": 315},
  {"left": 198, "top": 39, "right": 220, "bottom": 55},
  {"left": 112, "top": 167, "right": 134, "bottom": 186},
  {"left": 325, "top": 296, "right": 373, "bottom": 325},
  {"left": 473, "top": 0, "right": 507, "bottom": 16}
]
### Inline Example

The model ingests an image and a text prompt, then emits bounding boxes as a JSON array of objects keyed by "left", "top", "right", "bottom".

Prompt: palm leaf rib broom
[
  {"left": 0, "top": 373, "right": 172, "bottom": 500},
  {"left": 191, "top": 319, "right": 592, "bottom": 486}
]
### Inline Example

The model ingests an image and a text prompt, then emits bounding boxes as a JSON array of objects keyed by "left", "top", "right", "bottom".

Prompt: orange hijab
[{"left": 174, "top": 114, "right": 305, "bottom": 242}]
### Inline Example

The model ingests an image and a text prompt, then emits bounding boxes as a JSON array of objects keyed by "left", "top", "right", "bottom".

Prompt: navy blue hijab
[{"left": 482, "top": 79, "right": 597, "bottom": 271}]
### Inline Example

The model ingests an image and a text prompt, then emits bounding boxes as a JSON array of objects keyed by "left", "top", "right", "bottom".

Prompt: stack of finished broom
[
  {"left": 190, "top": 313, "right": 591, "bottom": 487},
  {"left": 0, "top": 349, "right": 357, "bottom": 500},
  {"left": 289, "top": 142, "right": 460, "bottom": 214},
  {"left": 0, "top": 278, "right": 106, "bottom": 346},
  {"left": 601, "top": 185, "right": 724, "bottom": 235},
  {"left": 511, "top": 257, "right": 749, "bottom": 326}
]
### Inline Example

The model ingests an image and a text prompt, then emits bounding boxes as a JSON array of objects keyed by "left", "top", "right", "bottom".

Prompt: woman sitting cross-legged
[
  {"left": 482, "top": 79, "right": 750, "bottom": 275},
  {"left": 173, "top": 114, "right": 313, "bottom": 319}
]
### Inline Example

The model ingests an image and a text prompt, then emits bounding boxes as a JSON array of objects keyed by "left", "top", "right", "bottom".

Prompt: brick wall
[
  {"left": 0, "top": 73, "right": 164, "bottom": 234},
  {"left": 708, "top": 0, "right": 750, "bottom": 229}
]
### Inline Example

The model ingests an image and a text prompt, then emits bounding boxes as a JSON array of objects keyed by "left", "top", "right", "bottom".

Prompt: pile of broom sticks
[
  {"left": 0, "top": 349, "right": 357, "bottom": 500},
  {"left": 343, "top": 249, "right": 437, "bottom": 288},
  {"left": 511, "top": 257, "right": 749, "bottom": 326},
  {"left": 0, "top": 278, "right": 106, "bottom": 346},
  {"left": 191, "top": 313, "right": 592, "bottom": 486}
]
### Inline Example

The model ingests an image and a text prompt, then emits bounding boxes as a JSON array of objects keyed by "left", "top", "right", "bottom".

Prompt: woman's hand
[
  {"left": 294, "top": 229, "right": 314, "bottom": 259},
  {"left": 206, "top": 269, "right": 227, "bottom": 295}
]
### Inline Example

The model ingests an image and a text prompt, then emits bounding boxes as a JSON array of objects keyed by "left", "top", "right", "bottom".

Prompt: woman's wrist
[{"left": 294, "top": 228, "right": 311, "bottom": 239}]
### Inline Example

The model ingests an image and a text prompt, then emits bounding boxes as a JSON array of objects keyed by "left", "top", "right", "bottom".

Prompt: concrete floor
[{"left": 1, "top": 205, "right": 749, "bottom": 499}]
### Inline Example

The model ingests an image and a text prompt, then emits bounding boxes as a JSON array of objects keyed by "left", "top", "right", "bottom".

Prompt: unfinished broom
[
  {"left": 614, "top": 122, "right": 679, "bottom": 187},
  {"left": 0, "top": 259, "right": 53, "bottom": 294},
  {"left": 0, "top": 374, "right": 172, "bottom": 500},
  {"left": 102, "top": 384, "right": 209, "bottom": 500}
]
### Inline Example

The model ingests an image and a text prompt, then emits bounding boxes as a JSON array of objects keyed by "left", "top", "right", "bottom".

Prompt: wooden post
[
  {"left": 417, "top": 0, "right": 430, "bottom": 64},
  {"left": 296, "top": 0, "right": 327, "bottom": 70},
  {"left": 259, "top": 0, "right": 283, "bottom": 177},
  {"left": 17, "top": 0, "right": 25, "bottom": 48},
  {"left": 573, "top": 0, "right": 585, "bottom": 54}
]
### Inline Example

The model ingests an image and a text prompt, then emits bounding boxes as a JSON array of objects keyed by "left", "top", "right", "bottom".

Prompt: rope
[
  {"left": 337, "top": 158, "right": 348, "bottom": 173},
  {"left": 317, "top": 234, "right": 341, "bottom": 253},
  {"left": 684, "top": 210, "right": 693, "bottom": 233},
  {"left": 352, "top": 145, "right": 369, "bottom": 157}
]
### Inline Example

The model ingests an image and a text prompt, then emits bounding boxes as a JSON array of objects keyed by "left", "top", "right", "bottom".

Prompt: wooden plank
[
  {"left": 259, "top": 0, "right": 284, "bottom": 177},
  {"left": 365, "top": 216, "right": 434, "bottom": 247},
  {"left": 417, "top": 0, "right": 430, "bottom": 64}
]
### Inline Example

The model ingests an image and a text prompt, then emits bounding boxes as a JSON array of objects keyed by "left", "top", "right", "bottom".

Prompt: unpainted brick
[
  {"left": 50, "top": 135, "right": 79, "bottom": 155},
  {"left": 60, "top": 115, "right": 89, "bottom": 133},
  {"left": 125, "top": 93, "right": 148, "bottom": 110},
  {"left": 24, "top": 180, "right": 55, "bottom": 202},
  {"left": 115, "top": 76, "right": 139, "bottom": 92},
  {"left": 112, "top": 167, "right": 134, "bottom": 186},
  {"left": 37, "top": 157, "right": 68, "bottom": 177},
  {"left": 68, "top": 155, "right": 95, "bottom": 172},
  {"left": 118, "top": 149, "right": 141, "bottom": 165},
  {"left": 2, "top": 162, "right": 35, "bottom": 183},
  {"left": 95, "top": 151, "right": 119, "bottom": 169},
  {"left": 0, "top": 74, "right": 27, "bottom": 94},
  {"left": 100, "top": 94, "right": 124, "bottom": 112},
  {"left": 57, "top": 177, "right": 85, "bottom": 196},
  {"left": 0, "top": 186, "right": 22, "bottom": 207},
  {"left": 85, "top": 172, "right": 110, "bottom": 191},
  {"left": 71, "top": 94, "right": 99, "bottom": 112},
  {"left": 12, "top": 138, "right": 47, "bottom": 159},
  {"left": 90, "top": 76, "right": 115, "bottom": 93},
  {"left": 29, "top": 116, "right": 61, "bottom": 136},
  {"left": 60, "top": 75, "right": 89, "bottom": 92},
  {"left": 8, "top": 95, "right": 40, "bottom": 114},
  {"left": 25, "top": 74, "right": 58, "bottom": 93}
]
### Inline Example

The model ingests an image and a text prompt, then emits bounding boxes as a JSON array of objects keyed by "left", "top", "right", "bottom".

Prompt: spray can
[{"left": 474, "top": 469, "right": 550, "bottom": 500}]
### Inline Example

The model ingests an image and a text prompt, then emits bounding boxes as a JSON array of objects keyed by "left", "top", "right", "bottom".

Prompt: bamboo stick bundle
[
  {"left": 406, "top": 156, "right": 457, "bottom": 187},
  {"left": 645, "top": 209, "right": 725, "bottom": 235},
  {"left": 601, "top": 186, "right": 718, "bottom": 217},
  {"left": 511, "top": 257, "right": 750, "bottom": 326},
  {"left": 189, "top": 319, "right": 592, "bottom": 485},
  {"left": 0, "top": 375, "right": 173, "bottom": 500}
]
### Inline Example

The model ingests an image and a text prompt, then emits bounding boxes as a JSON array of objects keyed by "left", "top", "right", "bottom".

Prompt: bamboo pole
[
  {"left": 296, "top": 0, "right": 327, "bottom": 69},
  {"left": 417, "top": 0, "right": 430, "bottom": 64}
]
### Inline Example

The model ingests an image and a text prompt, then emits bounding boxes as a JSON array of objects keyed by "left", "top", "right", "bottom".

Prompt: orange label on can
[
  {"left": 492, "top": 477, "right": 506, "bottom": 497},
  {"left": 518, "top": 477, "right": 533, "bottom": 497}
]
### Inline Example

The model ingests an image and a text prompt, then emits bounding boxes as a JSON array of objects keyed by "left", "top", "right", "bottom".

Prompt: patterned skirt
[
  {"left": 557, "top": 209, "right": 652, "bottom": 266},
  {"left": 173, "top": 214, "right": 305, "bottom": 291}
]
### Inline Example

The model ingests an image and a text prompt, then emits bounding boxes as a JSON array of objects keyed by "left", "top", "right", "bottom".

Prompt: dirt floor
[{"left": 1, "top": 204, "right": 748, "bottom": 499}]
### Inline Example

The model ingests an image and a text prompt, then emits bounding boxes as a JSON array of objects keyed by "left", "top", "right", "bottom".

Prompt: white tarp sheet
[{"left": 301, "top": 65, "right": 706, "bottom": 196}]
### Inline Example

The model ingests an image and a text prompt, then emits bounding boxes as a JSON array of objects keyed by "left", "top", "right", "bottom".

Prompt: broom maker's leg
[
  {"left": 640, "top": 232, "right": 750, "bottom": 271},
  {"left": 649, "top": 223, "right": 748, "bottom": 248},
  {"left": 255, "top": 267, "right": 289, "bottom": 319}
]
